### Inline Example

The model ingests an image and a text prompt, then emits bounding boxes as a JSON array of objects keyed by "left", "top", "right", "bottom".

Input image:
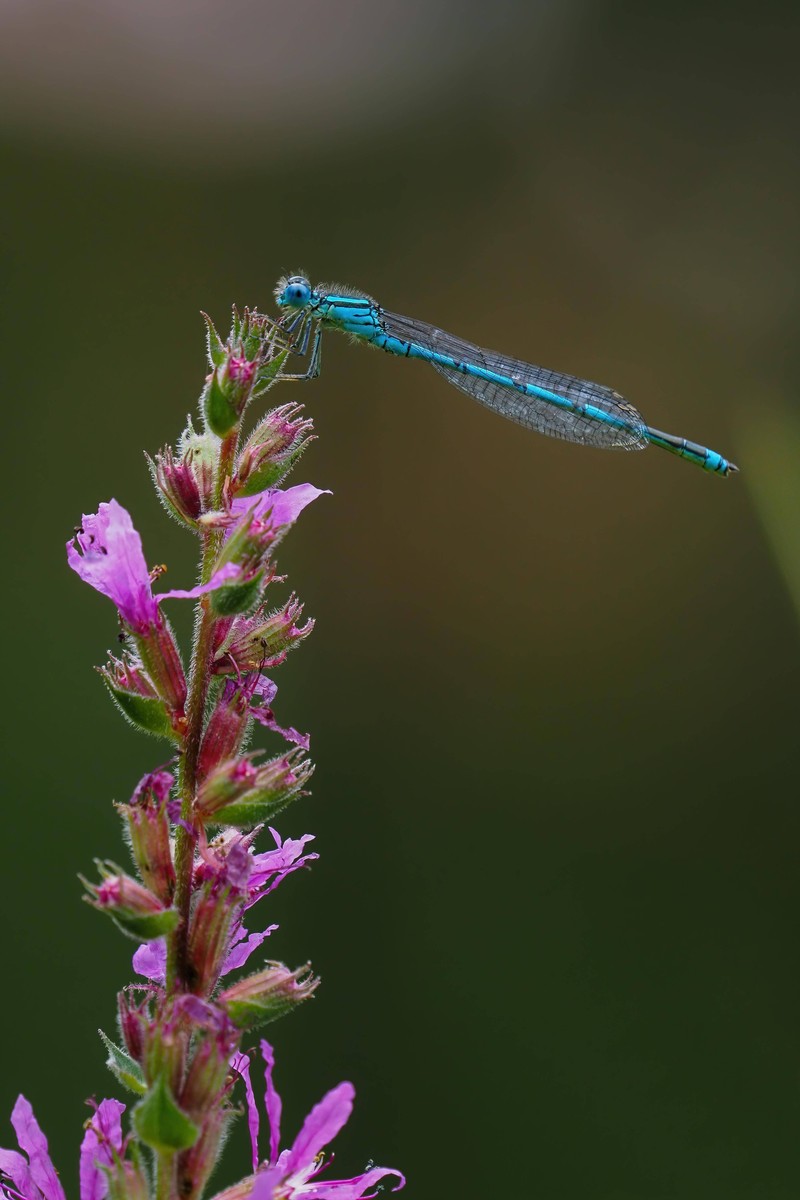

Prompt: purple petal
[
  {"left": 157, "top": 562, "right": 241, "bottom": 605},
  {"left": 247, "top": 834, "right": 317, "bottom": 904},
  {"left": 79, "top": 1100, "right": 125, "bottom": 1200},
  {"left": 248, "top": 676, "right": 310, "bottom": 749},
  {"left": 251, "top": 676, "right": 277, "bottom": 706},
  {"left": 132, "top": 939, "right": 166, "bottom": 982},
  {"left": 221, "top": 924, "right": 277, "bottom": 976},
  {"left": 285, "top": 1083, "right": 353, "bottom": 1177},
  {"left": 9, "top": 1098, "right": 65, "bottom": 1200},
  {"left": 176, "top": 996, "right": 223, "bottom": 1028},
  {"left": 131, "top": 768, "right": 174, "bottom": 805},
  {"left": 302, "top": 1167, "right": 406, "bottom": 1199},
  {"left": 0, "top": 1149, "right": 36, "bottom": 1199},
  {"left": 230, "top": 1054, "right": 259, "bottom": 1173},
  {"left": 231, "top": 484, "right": 329, "bottom": 528},
  {"left": 249, "top": 704, "right": 310, "bottom": 750},
  {"left": 259, "top": 1042, "right": 282, "bottom": 1166},
  {"left": 67, "top": 500, "right": 156, "bottom": 630},
  {"left": 249, "top": 1166, "right": 284, "bottom": 1200}
]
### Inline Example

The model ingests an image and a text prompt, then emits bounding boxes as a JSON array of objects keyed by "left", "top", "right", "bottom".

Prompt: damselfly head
[{"left": 274, "top": 275, "right": 313, "bottom": 310}]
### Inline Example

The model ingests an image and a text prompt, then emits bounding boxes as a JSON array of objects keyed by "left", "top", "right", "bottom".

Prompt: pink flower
[
  {"left": 67, "top": 499, "right": 238, "bottom": 633},
  {"left": 248, "top": 676, "right": 311, "bottom": 751},
  {"left": 132, "top": 830, "right": 317, "bottom": 983},
  {"left": 0, "top": 1096, "right": 125, "bottom": 1200},
  {"left": 229, "top": 484, "right": 329, "bottom": 529},
  {"left": 240, "top": 1042, "right": 404, "bottom": 1200}
]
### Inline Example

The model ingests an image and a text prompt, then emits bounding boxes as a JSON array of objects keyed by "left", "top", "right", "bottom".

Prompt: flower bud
[
  {"left": 118, "top": 768, "right": 176, "bottom": 903},
  {"left": 117, "top": 987, "right": 151, "bottom": 1065},
  {"left": 84, "top": 862, "right": 180, "bottom": 942},
  {"left": 138, "top": 1000, "right": 194, "bottom": 1098},
  {"left": 213, "top": 595, "right": 313, "bottom": 673},
  {"left": 197, "top": 680, "right": 251, "bottom": 779},
  {"left": 149, "top": 422, "right": 217, "bottom": 526},
  {"left": 234, "top": 403, "right": 314, "bottom": 496},
  {"left": 186, "top": 881, "right": 243, "bottom": 996},
  {"left": 196, "top": 749, "right": 313, "bottom": 828},
  {"left": 179, "top": 1027, "right": 235, "bottom": 1118},
  {"left": 135, "top": 613, "right": 187, "bottom": 727},
  {"left": 107, "top": 1157, "right": 151, "bottom": 1200},
  {"left": 219, "top": 962, "right": 319, "bottom": 1030},
  {"left": 204, "top": 336, "right": 276, "bottom": 437},
  {"left": 176, "top": 1109, "right": 231, "bottom": 1200},
  {"left": 202, "top": 306, "right": 289, "bottom": 433}
]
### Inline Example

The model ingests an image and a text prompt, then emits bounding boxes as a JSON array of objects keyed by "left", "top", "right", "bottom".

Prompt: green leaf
[
  {"left": 99, "top": 1029, "right": 146, "bottom": 1095},
  {"left": 254, "top": 348, "right": 290, "bottom": 394},
  {"left": 242, "top": 328, "right": 262, "bottom": 361},
  {"left": 101, "top": 679, "right": 178, "bottom": 741},
  {"left": 133, "top": 1075, "right": 199, "bottom": 1153},
  {"left": 204, "top": 368, "right": 238, "bottom": 437},
  {"left": 202, "top": 312, "right": 226, "bottom": 368}
]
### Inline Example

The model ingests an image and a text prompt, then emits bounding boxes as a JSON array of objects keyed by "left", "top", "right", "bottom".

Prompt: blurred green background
[{"left": 3, "top": 1, "right": 800, "bottom": 1196}]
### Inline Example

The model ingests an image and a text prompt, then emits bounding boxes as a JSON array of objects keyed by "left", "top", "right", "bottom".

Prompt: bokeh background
[{"left": 3, "top": 1, "right": 800, "bottom": 1196}]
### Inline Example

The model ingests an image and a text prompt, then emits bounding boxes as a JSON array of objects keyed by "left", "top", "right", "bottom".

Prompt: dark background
[{"left": 3, "top": 2, "right": 800, "bottom": 1196}]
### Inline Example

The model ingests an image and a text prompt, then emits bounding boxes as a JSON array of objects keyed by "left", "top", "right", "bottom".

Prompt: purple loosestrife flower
[
  {"left": 206, "top": 484, "right": 329, "bottom": 571},
  {"left": 247, "top": 677, "right": 310, "bottom": 751},
  {"left": 52, "top": 308, "right": 405, "bottom": 1200},
  {"left": 68, "top": 499, "right": 240, "bottom": 726},
  {"left": 228, "top": 484, "right": 329, "bottom": 529},
  {"left": 200, "top": 483, "right": 329, "bottom": 619},
  {"left": 0, "top": 1096, "right": 127, "bottom": 1200},
  {"left": 67, "top": 500, "right": 237, "bottom": 634},
  {"left": 133, "top": 830, "right": 317, "bottom": 984},
  {"left": 214, "top": 1042, "right": 404, "bottom": 1200}
]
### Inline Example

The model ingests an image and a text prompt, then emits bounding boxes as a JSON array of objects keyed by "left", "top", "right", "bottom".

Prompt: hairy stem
[
  {"left": 166, "top": 430, "right": 238, "bottom": 993},
  {"left": 155, "top": 1152, "right": 175, "bottom": 1200}
]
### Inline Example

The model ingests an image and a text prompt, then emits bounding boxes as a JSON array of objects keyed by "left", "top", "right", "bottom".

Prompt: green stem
[
  {"left": 156, "top": 1151, "right": 175, "bottom": 1200},
  {"left": 166, "top": 430, "right": 239, "bottom": 993}
]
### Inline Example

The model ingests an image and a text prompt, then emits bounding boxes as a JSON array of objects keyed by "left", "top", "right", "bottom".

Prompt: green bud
[
  {"left": 234, "top": 402, "right": 314, "bottom": 497},
  {"left": 197, "top": 749, "right": 312, "bottom": 828},
  {"left": 219, "top": 962, "right": 319, "bottom": 1030},
  {"left": 203, "top": 366, "right": 239, "bottom": 437},
  {"left": 83, "top": 863, "right": 181, "bottom": 942}
]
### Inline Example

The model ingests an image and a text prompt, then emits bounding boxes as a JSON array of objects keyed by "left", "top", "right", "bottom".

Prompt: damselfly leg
[{"left": 279, "top": 313, "right": 323, "bottom": 382}]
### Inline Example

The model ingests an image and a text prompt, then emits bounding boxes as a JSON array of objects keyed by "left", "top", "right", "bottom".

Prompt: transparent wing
[{"left": 382, "top": 310, "right": 647, "bottom": 451}]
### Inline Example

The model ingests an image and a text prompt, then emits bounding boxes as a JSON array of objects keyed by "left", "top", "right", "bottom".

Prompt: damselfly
[{"left": 274, "top": 275, "right": 737, "bottom": 477}]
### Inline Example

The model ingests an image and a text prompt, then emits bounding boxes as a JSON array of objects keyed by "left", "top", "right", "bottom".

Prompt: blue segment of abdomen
[
  {"left": 311, "top": 288, "right": 735, "bottom": 471},
  {"left": 374, "top": 334, "right": 634, "bottom": 436}
]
